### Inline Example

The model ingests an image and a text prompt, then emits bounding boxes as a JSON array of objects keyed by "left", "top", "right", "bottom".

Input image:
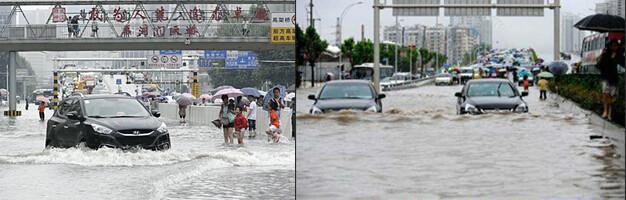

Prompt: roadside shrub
[{"left": 549, "top": 74, "right": 624, "bottom": 126}]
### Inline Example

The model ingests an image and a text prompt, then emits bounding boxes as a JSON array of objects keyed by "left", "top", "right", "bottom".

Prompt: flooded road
[
  {"left": 296, "top": 84, "right": 624, "bottom": 199},
  {"left": 0, "top": 106, "right": 294, "bottom": 200}
]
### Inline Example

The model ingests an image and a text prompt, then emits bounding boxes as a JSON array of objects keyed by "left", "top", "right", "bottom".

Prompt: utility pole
[
  {"left": 373, "top": 0, "right": 381, "bottom": 92},
  {"left": 309, "top": 0, "right": 314, "bottom": 28},
  {"left": 395, "top": 16, "right": 398, "bottom": 73},
  {"left": 553, "top": 0, "right": 560, "bottom": 61}
]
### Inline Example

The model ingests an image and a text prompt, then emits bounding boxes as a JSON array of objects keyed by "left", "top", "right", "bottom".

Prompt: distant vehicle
[
  {"left": 349, "top": 63, "right": 394, "bottom": 81},
  {"left": 381, "top": 72, "right": 412, "bottom": 87},
  {"left": 580, "top": 32, "right": 625, "bottom": 74},
  {"left": 31, "top": 89, "right": 54, "bottom": 104},
  {"left": 435, "top": 73, "right": 454, "bottom": 85},
  {"left": 308, "top": 80, "right": 385, "bottom": 114},
  {"left": 46, "top": 94, "right": 170, "bottom": 150},
  {"left": 455, "top": 79, "right": 528, "bottom": 115},
  {"left": 132, "top": 73, "right": 145, "bottom": 83},
  {"left": 459, "top": 66, "right": 474, "bottom": 84}
]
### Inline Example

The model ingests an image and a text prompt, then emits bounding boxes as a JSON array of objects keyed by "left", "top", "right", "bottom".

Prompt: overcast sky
[{"left": 296, "top": 0, "right": 603, "bottom": 61}]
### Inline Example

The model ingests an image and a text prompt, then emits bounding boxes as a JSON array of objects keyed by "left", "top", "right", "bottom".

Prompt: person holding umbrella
[{"left": 596, "top": 39, "right": 625, "bottom": 120}]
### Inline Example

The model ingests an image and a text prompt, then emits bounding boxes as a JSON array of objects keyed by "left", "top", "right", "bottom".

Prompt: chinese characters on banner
[
  {"left": 52, "top": 6, "right": 67, "bottom": 22},
  {"left": 270, "top": 13, "right": 295, "bottom": 43},
  {"left": 49, "top": 5, "right": 270, "bottom": 38}
]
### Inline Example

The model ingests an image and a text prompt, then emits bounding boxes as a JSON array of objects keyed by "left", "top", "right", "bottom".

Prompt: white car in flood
[{"left": 435, "top": 73, "right": 454, "bottom": 85}]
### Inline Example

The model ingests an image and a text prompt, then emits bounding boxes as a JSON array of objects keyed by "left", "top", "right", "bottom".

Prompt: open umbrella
[
  {"left": 0, "top": 89, "right": 7, "bottom": 96},
  {"left": 548, "top": 61, "right": 568, "bottom": 76},
  {"left": 210, "top": 85, "right": 234, "bottom": 94},
  {"left": 211, "top": 88, "right": 243, "bottom": 100},
  {"left": 574, "top": 14, "right": 625, "bottom": 33},
  {"left": 263, "top": 85, "right": 286, "bottom": 111},
  {"left": 240, "top": 87, "right": 262, "bottom": 97},
  {"left": 142, "top": 91, "right": 159, "bottom": 97},
  {"left": 176, "top": 93, "right": 195, "bottom": 106},
  {"left": 537, "top": 71, "right": 554, "bottom": 79},
  {"left": 199, "top": 94, "right": 212, "bottom": 101},
  {"left": 36, "top": 95, "right": 49, "bottom": 103}
]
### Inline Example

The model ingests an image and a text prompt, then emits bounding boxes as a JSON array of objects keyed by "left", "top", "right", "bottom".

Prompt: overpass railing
[
  {"left": 0, "top": 23, "right": 271, "bottom": 40},
  {"left": 381, "top": 77, "right": 435, "bottom": 91}
]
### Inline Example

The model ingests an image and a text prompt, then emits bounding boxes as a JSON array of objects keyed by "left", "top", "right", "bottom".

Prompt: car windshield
[
  {"left": 437, "top": 74, "right": 452, "bottom": 77},
  {"left": 84, "top": 98, "right": 150, "bottom": 117},
  {"left": 319, "top": 83, "right": 374, "bottom": 99},
  {"left": 461, "top": 69, "right": 473, "bottom": 73},
  {"left": 467, "top": 82, "right": 516, "bottom": 97}
]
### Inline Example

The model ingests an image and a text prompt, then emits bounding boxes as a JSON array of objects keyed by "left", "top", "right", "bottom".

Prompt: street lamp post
[{"left": 337, "top": 1, "right": 363, "bottom": 80}]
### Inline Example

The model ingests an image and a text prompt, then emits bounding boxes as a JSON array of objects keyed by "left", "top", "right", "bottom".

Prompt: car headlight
[
  {"left": 310, "top": 106, "right": 322, "bottom": 114},
  {"left": 91, "top": 123, "right": 113, "bottom": 134},
  {"left": 365, "top": 105, "right": 377, "bottom": 112},
  {"left": 514, "top": 103, "right": 528, "bottom": 112},
  {"left": 464, "top": 104, "right": 479, "bottom": 114},
  {"left": 157, "top": 122, "right": 168, "bottom": 133}
]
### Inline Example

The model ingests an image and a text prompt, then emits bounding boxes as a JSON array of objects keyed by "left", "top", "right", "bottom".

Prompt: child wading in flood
[
  {"left": 38, "top": 101, "right": 46, "bottom": 121},
  {"left": 234, "top": 107, "right": 248, "bottom": 144},
  {"left": 266, "top": 101, "right": 282, "bottom": 143}
]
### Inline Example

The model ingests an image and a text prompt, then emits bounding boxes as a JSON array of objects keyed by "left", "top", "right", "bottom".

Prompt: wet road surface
[
  {"left": 0, "top": 105, "right": 294, "bottom": 200},
  {"left": 296, "top": 84, "right": 624, "bottom": 199}
]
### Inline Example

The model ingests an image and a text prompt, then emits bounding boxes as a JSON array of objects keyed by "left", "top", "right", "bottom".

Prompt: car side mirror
[
  {"left": 455, "top": 92, "right": 462, "bottom": 97},
  {"left": 152, "top": 111, "right": 161, "bottom": 118},
  {"left": 521, "top": 91, "right": 528, "bottom": 97},
  {"left": 307, "top": 94, "right": 316, "bottom": 100},
  {"left": 378, "top": 94, "right": 386, "bottom": 99},
  {"left": 66, "top": 111, "right": 82, "bottom": 120}
]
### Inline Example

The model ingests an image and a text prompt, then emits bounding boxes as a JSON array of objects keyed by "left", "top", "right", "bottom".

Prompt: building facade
[
  {"left": 561, "top": 13, "right": 586, "bottom": 54},
  {"left": 596, "top": 0, "right": 625, "bottom": 17},
  {"left": 425, "top": 25, "right": 447, "bottom": 55},
  {"left": 449, "top": 16, "right": 492, "bottom": 46},
  {"left": 383, "top": 24, "right": 426, "bottom": 48},
  {"left": 446, "top": 26, "right": 479, "bottom": 65}
]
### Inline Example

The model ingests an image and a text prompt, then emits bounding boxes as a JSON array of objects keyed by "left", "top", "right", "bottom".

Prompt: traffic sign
[
  {"left": 116, "top": 79, "right": 122, "bottom": 85},
  {"left": 444, "top": 0, "right": 490, "bottom": 16},
  {"left": 159, "top": 50, "right": 182, "bottom": 55},
  {"left": 147, "top": 51, "right": 182, "bottom": 68},
  {"left": 392, "top": 0, "right": 439, "bottom": 16},
  {"left": 496, "top": 0, "right": 544, "bottom": 16},
  {"left": 204, "top": 50, "right": 227, "bottom": 59},
  {"left": 225, "top": 51, "right": 257, "bottom": 69}
]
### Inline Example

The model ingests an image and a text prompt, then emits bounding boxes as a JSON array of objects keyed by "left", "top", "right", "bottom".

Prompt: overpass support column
[
  {"left": 52, "top": 72, "right": 59, "bottom": 110},
  {"left": 4, "top": 51, "right": 21, "bottom": 116}
]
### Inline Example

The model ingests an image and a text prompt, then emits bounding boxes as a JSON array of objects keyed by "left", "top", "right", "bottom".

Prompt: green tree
[
  {"left": 301, "top": 26, "right": 328, "bottom": 87},
  {"left": 340, "top": 37, "right": 356, "bottom": 67},
  {"left": 296, "top": 25, "right": 305, "bottom": 66},
  {"left": 352, "top": 39, "right": 373, "bottom": 65}
]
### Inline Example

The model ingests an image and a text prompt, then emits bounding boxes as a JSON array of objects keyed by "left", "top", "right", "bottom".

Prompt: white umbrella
[
  {"left": 176, "top": 93, "right": 196, "bottom": 106},
  {"left": 212, "top": 88, "right": 244, "bottom": 100}
]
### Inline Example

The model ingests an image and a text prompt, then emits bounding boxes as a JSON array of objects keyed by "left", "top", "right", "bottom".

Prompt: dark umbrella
[
  {"left": 240, "top": 87, "right": 262, "bottom": 97},
  {"left": 548, "top": 61, "right": 568, "bottom": 76},
  {"left": 574, "top": 14, "right": 625, "bottom": 33}
]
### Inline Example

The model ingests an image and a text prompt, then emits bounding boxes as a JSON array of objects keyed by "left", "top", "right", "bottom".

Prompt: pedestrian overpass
[{"left": 2, "top": 0, "right": 295, "bottom": 116}]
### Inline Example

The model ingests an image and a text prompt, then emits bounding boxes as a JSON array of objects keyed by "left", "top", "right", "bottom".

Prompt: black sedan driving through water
[
  {"left": 455, "top": 79, "right": 529, "bottom": 114},
  {"left": 308, "top": 80, "right": 385, "bottom": 114},
  {"left": 46, "top": 94, "right": 170, "bottom": 150}
]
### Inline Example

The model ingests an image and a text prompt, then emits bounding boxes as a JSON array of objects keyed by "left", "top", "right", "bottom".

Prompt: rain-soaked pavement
[
  {"left": 297, "top": 83, "right": 624, "bottom": 199},
  {"left": 0, "top": 105, "right": 294, "bottom": 200}
]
